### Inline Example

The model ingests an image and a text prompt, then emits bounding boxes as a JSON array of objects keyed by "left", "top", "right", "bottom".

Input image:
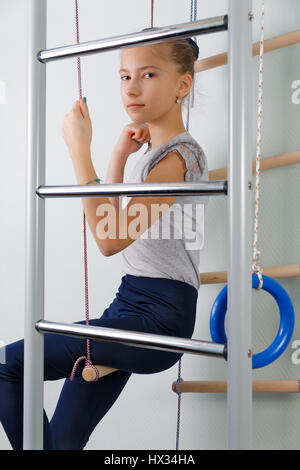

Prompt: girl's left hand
[{"left": 62, "top": 98, "right": 92, "bottom": 161}]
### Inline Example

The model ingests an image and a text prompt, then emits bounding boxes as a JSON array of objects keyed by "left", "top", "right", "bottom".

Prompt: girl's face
[{"left": 119, "top": 44, "right": 186, "bottom": 124}]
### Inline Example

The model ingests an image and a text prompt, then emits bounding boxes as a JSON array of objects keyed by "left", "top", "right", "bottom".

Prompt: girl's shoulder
[{"left": 143, "top": 131, "right": 207, "bottom": 182}]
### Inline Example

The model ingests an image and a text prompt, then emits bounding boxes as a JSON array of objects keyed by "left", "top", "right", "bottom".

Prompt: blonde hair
[
  {"left": 166, "top": 38, "right": 196, "bottom": 80},
  {"left": 157, "top": 38, "right": 197, "bottom": 106}
]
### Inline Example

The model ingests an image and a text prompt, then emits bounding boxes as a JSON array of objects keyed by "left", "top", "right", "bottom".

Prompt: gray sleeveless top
[{"left": 121, "top": 131, "right": 209, "bottom": 290}]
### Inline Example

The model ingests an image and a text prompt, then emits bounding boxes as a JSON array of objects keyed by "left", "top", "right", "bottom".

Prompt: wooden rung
[
  {"left": 209, "top": 150, "right": 300, "bottom": 181},
  {"left": 82, "top": 365, "right": 118, "bottom": 382},
  {"left": 172, "top": 380, "right": 300, "bottom": 394},
  {"left": 200, "top": 264, "right": 300, "bottom": 285},
  {"left": 195, "top": 30, "right": 300, "bottom": 73}
]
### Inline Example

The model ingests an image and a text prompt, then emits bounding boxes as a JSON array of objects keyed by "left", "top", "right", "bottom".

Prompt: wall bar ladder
[
  {"left": 25, "top": 0, "right": 252, "bottom": 450},
  {"left": 24, "top": 0, "right": 47, "bottom": 451},
  {"left": 227, "top": 0, "right": 253, "bottom": 450}
]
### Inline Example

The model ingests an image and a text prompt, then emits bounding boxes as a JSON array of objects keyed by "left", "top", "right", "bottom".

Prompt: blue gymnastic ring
[{"left": 209, "top": 273, "right": 295, "bottom": 369}]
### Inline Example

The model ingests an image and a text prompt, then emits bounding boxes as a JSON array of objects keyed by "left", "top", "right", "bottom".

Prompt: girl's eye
[{"left": 120, "top": 72, "right": 155, "bottom": 81}]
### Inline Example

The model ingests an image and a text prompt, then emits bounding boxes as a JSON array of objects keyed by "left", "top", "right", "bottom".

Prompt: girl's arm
[
  {"left": 105, "top": 150, "right": 127, "bottom": 212},
  {"left": 103, "top": 150, "right": 187, "bottom": 257},
  {"left": 71, "top": 150, "right": 186, "bottom": 258},
  {"left": 71, "top": 152, "right": 119, "bottom": 257}
]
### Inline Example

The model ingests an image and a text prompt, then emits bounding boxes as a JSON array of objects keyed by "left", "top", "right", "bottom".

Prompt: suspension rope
[
  {"left": 150, "top": 0, "right": 154, "bottom": 28},
  {"left": 70, "top": 0, "right": 100, "bottom": 382},
  {"left": 175, "top": 0, "right": 199, "bottom": 451},
  {"left": 186, "top": 0, "right": 198, "bottom": 130},
  {"left": 252, "top": 1, "right": 265, "bottom": 291}
]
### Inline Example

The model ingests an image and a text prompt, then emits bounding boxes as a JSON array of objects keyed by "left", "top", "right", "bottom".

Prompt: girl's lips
[{"left": 128, "top": 104, "right": 144, "bottom": 108}]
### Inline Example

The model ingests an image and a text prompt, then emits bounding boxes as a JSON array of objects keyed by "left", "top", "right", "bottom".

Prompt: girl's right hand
[{"left": 113, "top": 123, "right": 151, "bottom": 159}]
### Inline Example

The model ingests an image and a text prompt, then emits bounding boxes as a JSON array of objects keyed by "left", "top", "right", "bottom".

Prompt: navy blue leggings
[{"left": 0, "top": 274, "right": 197, "bottom": 450}]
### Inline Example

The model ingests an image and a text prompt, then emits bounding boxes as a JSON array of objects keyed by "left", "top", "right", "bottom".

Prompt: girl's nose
[{"left": 126, "top": 77, "right": 140, "bottom": 95}]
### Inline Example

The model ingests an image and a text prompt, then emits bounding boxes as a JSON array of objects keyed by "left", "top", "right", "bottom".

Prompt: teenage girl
[{"left": 0, "top": 36, "right": 208, "bottom": 450}]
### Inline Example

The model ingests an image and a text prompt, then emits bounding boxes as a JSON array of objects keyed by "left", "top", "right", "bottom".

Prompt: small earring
[{"left": 176, "top": 97, "right": 182, "bottom": 104}]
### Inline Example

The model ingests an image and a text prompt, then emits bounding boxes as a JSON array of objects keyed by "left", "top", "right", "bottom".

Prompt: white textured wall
[{"left": 0, "top": 0, "right": 299, "bottom": 450}]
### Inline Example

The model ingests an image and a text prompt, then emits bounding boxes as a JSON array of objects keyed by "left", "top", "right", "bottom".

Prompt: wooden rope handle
[
  {"left": 172, "top": 380, "right": 300, "bottom": 394},
  {"left": 82, "top": 365, "right": 118, "bottom": 382}
]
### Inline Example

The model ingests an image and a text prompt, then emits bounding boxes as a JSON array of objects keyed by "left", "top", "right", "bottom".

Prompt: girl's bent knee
[{"left": 0, "top": 363, "right": 23, "bottom": 384}]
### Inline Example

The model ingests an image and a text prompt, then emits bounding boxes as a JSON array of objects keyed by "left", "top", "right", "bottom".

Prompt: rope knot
[
  {"left": 70, "top": 356, "right": 100, "bottom": 382},
  {"left": 252, "top": 248, "right": 264, "bottom": 290},
  {"left": 175, "top": 377, "right": 183, "bottom": 395}
]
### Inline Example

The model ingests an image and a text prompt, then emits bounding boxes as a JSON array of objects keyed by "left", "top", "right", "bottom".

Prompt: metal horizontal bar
[
  {"left": 36, "top": 320, "right": 227, "bottom": 359},
  {"left": 37, "top": 15, "right": 228, "bottom": 63},
  {"left": 36, "top": 180, "right": 228, "bottom": 198}
]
